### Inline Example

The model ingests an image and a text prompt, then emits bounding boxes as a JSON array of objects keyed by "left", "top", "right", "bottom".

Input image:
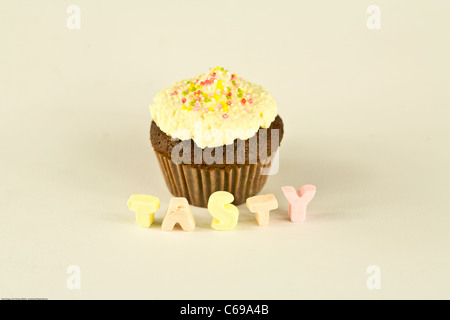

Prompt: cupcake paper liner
[{"left": 154, "top": 150, "right": 271, "bottom": 207}]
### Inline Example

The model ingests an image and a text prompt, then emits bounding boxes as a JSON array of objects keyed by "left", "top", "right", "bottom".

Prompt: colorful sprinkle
[{"left": 170, "top": 67, "right": 255, "bottom": 120}]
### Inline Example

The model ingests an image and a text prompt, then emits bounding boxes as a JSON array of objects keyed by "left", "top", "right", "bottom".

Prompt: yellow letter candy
[
  {"left": 207, "top": 191, "right": 239, "bottom": 231},
  {"left": 127, "top": 194, "right": 160, "bottom": 228},
  {"left": 161, "top": 197, "right": 196, "bottom": 232},
  {"left": 246, "top": 194, "right": 278, "bottom": 226}
]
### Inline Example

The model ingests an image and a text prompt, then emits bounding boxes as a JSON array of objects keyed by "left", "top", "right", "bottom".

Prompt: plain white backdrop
[{"left": 0, "top": 0, "right": 449, "bottom": 299}]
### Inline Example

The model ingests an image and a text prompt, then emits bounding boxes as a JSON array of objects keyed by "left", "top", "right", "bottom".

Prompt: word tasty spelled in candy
[{"left": 127, "top": 185, "right": 316, "bottom": 231}]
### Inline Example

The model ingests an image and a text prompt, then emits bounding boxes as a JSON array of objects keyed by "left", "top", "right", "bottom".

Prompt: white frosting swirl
[{"left": 150, "top": 67, "right": 278, "bottom": 148}]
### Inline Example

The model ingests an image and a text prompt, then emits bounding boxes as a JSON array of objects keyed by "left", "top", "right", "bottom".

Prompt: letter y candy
[{"left": 281, "top": 185, "right": 316, "bottom": 222}]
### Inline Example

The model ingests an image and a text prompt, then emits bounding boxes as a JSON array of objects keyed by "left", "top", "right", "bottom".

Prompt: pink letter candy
[
  {"left": 281, "top": 185, "right": 316, "bottom": 222},
  {"left": 161, "top": 197, "right": 196, "bottom": 232}
]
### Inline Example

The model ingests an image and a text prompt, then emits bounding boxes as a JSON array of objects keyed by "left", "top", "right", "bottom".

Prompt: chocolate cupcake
[{"left": 149, "top": 67, "right": 283, "bottom": 207}]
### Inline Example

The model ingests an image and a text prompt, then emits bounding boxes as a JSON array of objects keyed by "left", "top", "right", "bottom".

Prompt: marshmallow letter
[
  {"left": 246, "top": 194, "right": 278, "bottom": 226},
  {"left": 207, "top": 191, "right": 239, "bottom": 231},
  {"left": 127, "top": 194, "right": 160, "bottom": 227},
  {"left": 161, "top": 197, "right": 196, "bottom": 232},
  {"left": 281, "top": 185, "right": 316, "bottom": 222}
]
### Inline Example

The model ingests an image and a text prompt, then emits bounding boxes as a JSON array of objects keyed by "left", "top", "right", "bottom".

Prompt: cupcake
[{"left": 149, "top": 67, "right": 284, "bottom": 207}]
